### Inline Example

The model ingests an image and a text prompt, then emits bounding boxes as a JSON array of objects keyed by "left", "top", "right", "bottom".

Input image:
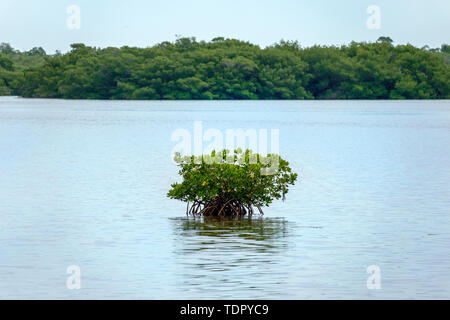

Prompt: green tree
[
  {"left": 377, "top": 36, "right": 393, "bottom": 44},
  {"left": 168, "top": 149, "right": 298, "bottom": 217}
]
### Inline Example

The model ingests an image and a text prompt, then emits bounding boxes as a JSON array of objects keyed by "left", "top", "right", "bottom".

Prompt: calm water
[{"left": 0, "top": 97, "right": 449, "bottom": 299}]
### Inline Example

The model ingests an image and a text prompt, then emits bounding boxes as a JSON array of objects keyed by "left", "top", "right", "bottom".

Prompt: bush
[{"left": 167, "top": 149, "right": 298, "bottom": 217}]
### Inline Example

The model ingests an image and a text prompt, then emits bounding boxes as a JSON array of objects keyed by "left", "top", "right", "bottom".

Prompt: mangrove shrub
[{"left": 167, "top": 149, "right": 298, "bottom": 217}]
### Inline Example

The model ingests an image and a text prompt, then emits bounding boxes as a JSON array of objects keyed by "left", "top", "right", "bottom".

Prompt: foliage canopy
[
  {"left": 167, "top": 149, "right": 298, "bottom": 217},
  {"left": 1, "top": 38, "right": 449, "bottom": 99}
]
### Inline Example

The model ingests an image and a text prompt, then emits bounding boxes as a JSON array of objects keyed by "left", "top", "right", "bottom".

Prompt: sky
[{"left": 0, "top": 0, "right": 449, "bottom": 53}]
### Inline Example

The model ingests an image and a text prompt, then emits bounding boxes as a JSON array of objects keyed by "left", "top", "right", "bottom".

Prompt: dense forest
[{"left": 1, "top": 37, "right": 449, "bottom": 99}]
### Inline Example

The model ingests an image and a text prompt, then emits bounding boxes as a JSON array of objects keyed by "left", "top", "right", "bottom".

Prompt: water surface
[{"left": 1, "top": 97, "right": 449, "bottom": 299}]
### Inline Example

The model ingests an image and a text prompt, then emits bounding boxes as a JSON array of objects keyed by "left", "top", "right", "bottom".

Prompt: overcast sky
[{"left": 0, "top": 0, "right": 449, "bottom": 53}]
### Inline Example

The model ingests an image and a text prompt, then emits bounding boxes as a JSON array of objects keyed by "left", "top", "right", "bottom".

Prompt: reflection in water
[
  {"left": 178, "top": 217, "right": 289, "bottom": 242},
  {"left": 170, "top": 217, "right": 294, "bottom": 298}
]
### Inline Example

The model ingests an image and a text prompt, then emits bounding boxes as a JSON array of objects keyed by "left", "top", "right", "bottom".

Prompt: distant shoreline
[
  {"left": 1, "top": 96, "right": 449, "bottom": 102},
  {"left": 1, "top": 38, "right": 449, "bottom": 100}
]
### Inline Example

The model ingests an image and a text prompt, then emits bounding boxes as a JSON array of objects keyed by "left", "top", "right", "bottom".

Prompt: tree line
[{"left": 1, "top": 37, "right": 449, "bottom": 99}]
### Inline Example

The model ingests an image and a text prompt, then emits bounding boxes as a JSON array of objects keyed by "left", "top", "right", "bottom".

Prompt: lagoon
[{"left": 0, "top": 97, "right": 449, "bottom": 299}]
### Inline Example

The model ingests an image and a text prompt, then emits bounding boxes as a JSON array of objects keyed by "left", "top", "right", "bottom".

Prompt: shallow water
[{"left": 0, "top": 97, "right": 449, "bottom": 299}]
